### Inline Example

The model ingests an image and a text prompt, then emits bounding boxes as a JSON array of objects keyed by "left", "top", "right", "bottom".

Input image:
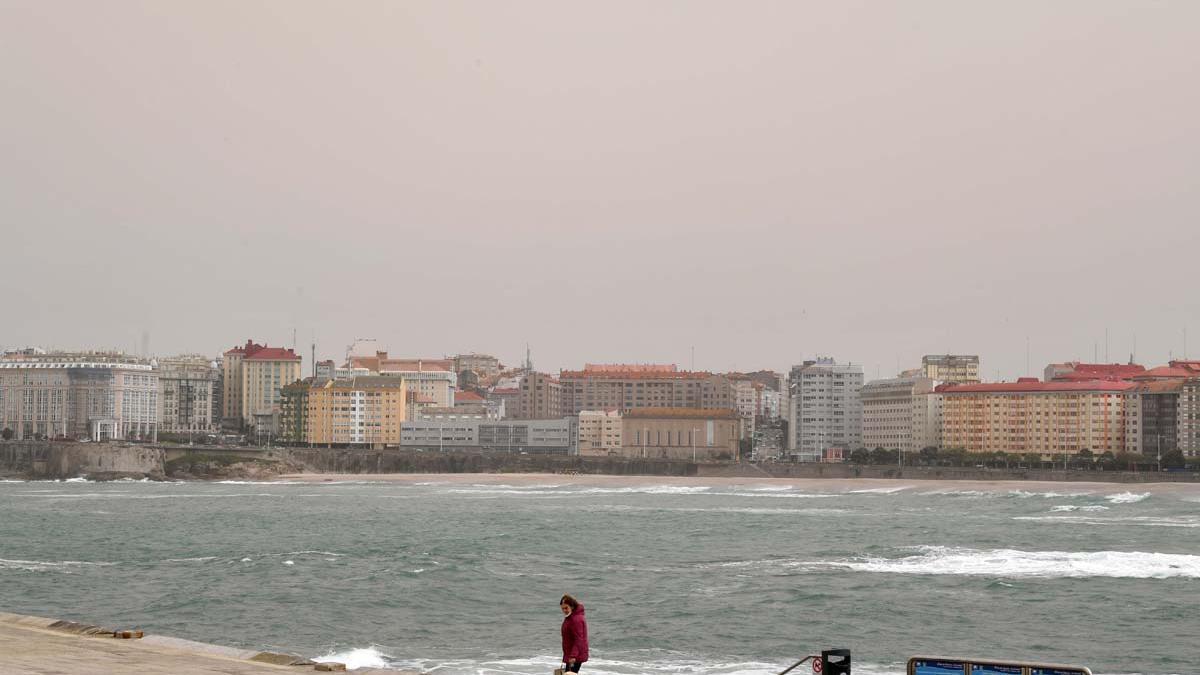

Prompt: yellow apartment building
[
  {"left": 939, "top": 379, "right": 1133, "bottom": 456},
  {"left": 306, "top": 376, "right": 407, "bottom": 448}
]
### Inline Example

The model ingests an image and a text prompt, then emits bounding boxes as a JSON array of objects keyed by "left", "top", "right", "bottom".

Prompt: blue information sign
[{"left": 912, "top": 660, "right": 967, "bottom": 675}]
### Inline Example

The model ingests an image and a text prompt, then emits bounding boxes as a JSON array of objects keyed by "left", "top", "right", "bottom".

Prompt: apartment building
[
  {"left": 158, "top": 355, "right": 219, "bottom": 435},
  {"left": 1180, "top": 378, "right": 1200, "bottom": 457},
  {"left": 559, "top": 364, "right": 736, "bottom": 416},
  {"left": 921, "top": 355, "right": 980, "bottom": 384},
  {"left": 517, "top": 371, "right": 563, "bottom": 419},
  {"left": 577, "top": 409, "right": 622, "bottom": 456},
  {"left": 1124, "top": 380, "right": 1182, "bottom": 455},
  {"left": 0, "top": 351, "right": 159, "bottom": 441},
  {"left": 622, "top": 408, "right": 741, "bottom": 461},
  {"left": 350, "top": 352, "right": 456, "bottom": 407},
  {"left": 939, "top": 379, "right": 1133, "bottom": 456},
  {"left": 306, "top": 376, "right": 407, "bottom": 448},
  {"left": 220, "top": 340, "right": 302, "bottom": 431},
  {"left": 452, "top": 353, "right": 502, "bottom": 378},
  {"left": 861, "top": 376, "right": 937, "bottom": 454},
  {"left": 787, "top": 359, "right": 864, "bottom": 461}
]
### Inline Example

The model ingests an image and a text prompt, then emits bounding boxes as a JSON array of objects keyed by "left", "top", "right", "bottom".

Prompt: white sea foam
[
  {"left": 835, "top": 546, "right": 1200, "bottom": 579},
  {"left": 847, "top": 485, "right": 912, "bottom": 494},
  {"left": 1106, "top": 491, "right": 1150, "bottom": 504},
  {"left": 0, "top": 558, "right": 116, "bottom": 572},
  {"left": 283, "top": 560, "right": 295, "bottom": 566},
  {"left": 214, "top": 480, "right": 305, "bottom": 485},
  {"left": 1016, "top": 515, "right": 1200, "bottom": 529},
  {"left": 1049, "top": 504, "right": 1110, "bottom": 512},
  {"left": 315, "top": 646, "right": 391, "bottom": 670},
  {"left": 63, "top": 476, "right": 89, "bottom": 482},
  {"left": 240, "top": 557, "right": 252, "bottom": 562},
  {"left": 164, "top": 556, "right": 218, "bottom": 563}
]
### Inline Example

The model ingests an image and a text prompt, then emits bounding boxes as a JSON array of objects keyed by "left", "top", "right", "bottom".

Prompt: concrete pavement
[{"left": 0, "top": 612, "right": 420, "bottom": 674}]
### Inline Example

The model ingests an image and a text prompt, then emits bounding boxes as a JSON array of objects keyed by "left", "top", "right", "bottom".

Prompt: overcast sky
[{"left": 2, "top": 1, "right": 1197, "bottom": 379}]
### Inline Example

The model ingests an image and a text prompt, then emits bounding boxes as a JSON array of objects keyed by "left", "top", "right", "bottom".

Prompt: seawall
[
  {"left": 3, "top": 442, "right": 1197, "bottom": 483},
  {"left": 0, "top": 441, "right": 164, "bottom": 480}
]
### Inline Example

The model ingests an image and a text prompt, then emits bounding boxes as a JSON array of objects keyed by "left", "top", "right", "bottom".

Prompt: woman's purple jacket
[{"left": 561, "top": 603, "right": 589, "bottom": 663}]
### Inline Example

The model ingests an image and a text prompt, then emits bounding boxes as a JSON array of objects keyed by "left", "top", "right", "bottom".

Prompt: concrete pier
[{"left": 0, "top": 612, "right": 420, "bottom": 674}]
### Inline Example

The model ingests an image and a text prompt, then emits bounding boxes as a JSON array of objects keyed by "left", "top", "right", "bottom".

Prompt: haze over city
[{"left": 3, "top": 2, "right": 1198, "bottom": 378}]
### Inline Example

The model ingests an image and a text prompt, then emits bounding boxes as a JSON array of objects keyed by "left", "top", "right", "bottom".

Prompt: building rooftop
[
  {"left": 624, "top": 407, "right": 741, "bottom": 420},
  {"left": 227, "top": 340, "right": 300, "bottom": 361},
  {"left": 937, "top": 380, "right": 1136, "bottom": 394},
  {"left": 560, "top": 369, "right": 712, "bottom": 380},
  {"left": 455, "top": 391, "right": 485, "bottom": 403}
]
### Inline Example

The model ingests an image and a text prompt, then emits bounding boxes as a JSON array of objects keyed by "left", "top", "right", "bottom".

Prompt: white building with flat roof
[
  {"left": 861, "top": 376, "right": 939, "bottom": 455},
  {"left": 787, "top": 358, "right": 863, "bottom": 461}
]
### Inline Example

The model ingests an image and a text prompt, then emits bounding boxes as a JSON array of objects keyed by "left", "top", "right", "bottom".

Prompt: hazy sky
[{"left": 3, "top": 2, "right": 1197, "bottom": 379}]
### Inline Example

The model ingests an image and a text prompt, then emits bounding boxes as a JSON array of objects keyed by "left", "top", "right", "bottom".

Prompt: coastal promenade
[{"left": 0, "top": 612, "right": 416, "bottom": 674}]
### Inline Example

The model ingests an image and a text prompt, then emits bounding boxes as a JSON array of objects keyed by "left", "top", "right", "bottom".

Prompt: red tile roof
[
  {"left": 227, "top": 340, "right": 300, "bottom": 361},
  {"left": 937, "top": 380, "right": 1136, "bottom": 394},
  {"left": 455, "top": 391, "right": 484, "bottom": 403},
  {"left": 1132, "top": 366, "right": 1195, "bottom": 380}
]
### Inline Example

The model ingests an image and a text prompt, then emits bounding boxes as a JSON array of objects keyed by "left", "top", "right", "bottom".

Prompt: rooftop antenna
[
  {"left": 691, "top": 346, "right": 695, "bottom": 371},
  {"left": 311, "top": 333, "right": 316, "bottom": 379},
  {"left": 1132, "top": 332, "right": 1137, "bottom": 363}
]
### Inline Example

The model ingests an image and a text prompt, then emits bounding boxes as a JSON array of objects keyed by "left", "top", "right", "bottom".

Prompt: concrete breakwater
[{"left": 3, "top": 441, "right": 1197, "bottom": 483}]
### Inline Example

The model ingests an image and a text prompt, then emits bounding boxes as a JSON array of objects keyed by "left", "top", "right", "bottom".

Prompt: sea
[{"left": 1, "top": 475, "right": 1196, "bottom": 675}]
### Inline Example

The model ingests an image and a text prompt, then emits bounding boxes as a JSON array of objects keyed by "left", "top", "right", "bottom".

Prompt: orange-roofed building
[
  {"left": 221, "top": 340, "right": 302, "bottom": 432},
  {"left": 938, "top": 379, "right": 1134, "bottom": 456}
]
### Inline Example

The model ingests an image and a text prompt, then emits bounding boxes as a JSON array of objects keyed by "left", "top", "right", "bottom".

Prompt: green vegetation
[{"left": 844, "top": 446, "right": 1200, "bottom": 471}]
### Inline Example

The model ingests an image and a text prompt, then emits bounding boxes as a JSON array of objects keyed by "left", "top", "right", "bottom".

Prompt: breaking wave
[
  {"left": 315, "top": 646, "right": 392, "bottom": 669},
  {"left": 1106, "top": 492, "right": 1150, "bottom": 504},
  {"left": 836, "top": 546, "right": 1200, "bottom": 579}
]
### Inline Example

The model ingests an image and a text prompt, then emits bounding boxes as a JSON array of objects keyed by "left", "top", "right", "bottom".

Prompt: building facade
[
  {"left": 939, "top": 379, "right": 1133, "bottom": 456},
  {"left": 517, "top": 371, "right": 563, "bottom": 419},
  {"left": 350, "top": 353, "right": 455, "bottom": 408},
  {"left": 1124, "top": 380, "right": 1182, "bottom": 455},
  {"left": 157, "top": 355, "right": 219, "bottom": 435},
  {"left": 559, "top": 364, "right": 736, "bottom": 416},
  {"left": 0, "top": 351, "right": 159, "bottom": 441},
  {"left": 922, "top": 355, "right": 980, "bottom": 384},
  {"left": 306, "top": 376, "right": 407, "bottom": 447},
  {"left": 400, "top": 418, "right": 575, "bottom": 454},
  {"left": 621, "top": 408, "right": 741, "bottom": 461},
  {"left": 577, "top": 409, "right": 623, "bottom": 456},
  {"left": 861, "top": 376, "right": 937, "bottom": 454},
  {"left": 787, "top": 359, "right": 864, "bottom": 461},
  {"left": 1179, "top": 378, "right": 1200, "bottom": 457}
]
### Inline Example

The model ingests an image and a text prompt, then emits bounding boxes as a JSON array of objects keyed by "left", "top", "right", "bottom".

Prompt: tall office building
[{"left": 158, "top": 355, "right": 219, "bottom": 435}]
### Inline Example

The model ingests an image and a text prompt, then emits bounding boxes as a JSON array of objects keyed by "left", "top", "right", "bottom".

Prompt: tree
[
  {"left": 919, "top": 446, "right": 939, "bottom": 466},
  {"left": 0, "top": 427, "right": 12, "bottom": 441},
  {"left": 1161, "top": 449, "right": 1185, "bottom": 469},
  {"left": 849, "top": 448, "right": 870, "bottom": 465}
]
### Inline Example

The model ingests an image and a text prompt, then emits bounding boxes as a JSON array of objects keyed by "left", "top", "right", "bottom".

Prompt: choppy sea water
[{"left": 1, "top": 477, "right": 1196, "bottom": 675}]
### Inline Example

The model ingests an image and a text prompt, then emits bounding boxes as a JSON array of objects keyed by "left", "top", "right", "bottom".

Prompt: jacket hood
[{"left": 567, "top": 603, "right": 585, "bottom": 617}]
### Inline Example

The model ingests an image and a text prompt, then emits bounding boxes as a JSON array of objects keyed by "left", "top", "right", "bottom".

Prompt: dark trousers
[{"left": 564, "top": 662, "right": 582, "bottom": 672}]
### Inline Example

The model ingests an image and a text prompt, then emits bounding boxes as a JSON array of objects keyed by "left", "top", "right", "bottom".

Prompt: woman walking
[{"left": 559, "top": 594, "right": 589, "bottom": 673}]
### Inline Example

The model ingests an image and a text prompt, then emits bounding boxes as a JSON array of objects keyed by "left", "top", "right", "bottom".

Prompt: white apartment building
[
  {"left": 0, "top": 352, "right": 159, "bottom": 441},
  {"left": 861, "top": 376, "right": 938, "bottom": 454},
  {"left": 577, "top": 410, "right": 622, "bottom": 456},
  {"left": 158, "top": 355, "right": 219, "bottom": 435},
  {"left": 787, "top": 358, "right": 863, "bottom": 461}
]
